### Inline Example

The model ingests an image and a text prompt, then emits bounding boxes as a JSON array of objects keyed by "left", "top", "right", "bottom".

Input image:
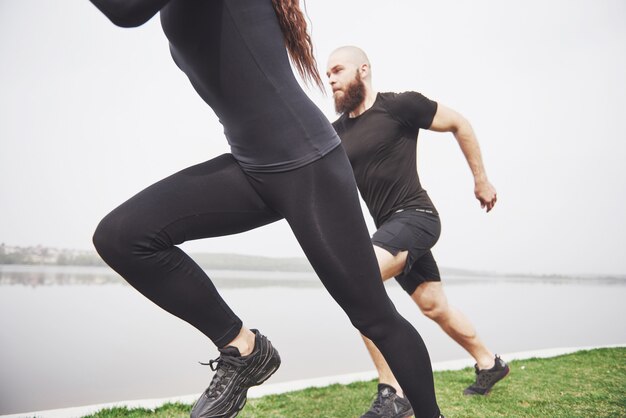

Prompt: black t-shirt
[{"left": 332, "top": 92, "right": 438, "bottom": 227}]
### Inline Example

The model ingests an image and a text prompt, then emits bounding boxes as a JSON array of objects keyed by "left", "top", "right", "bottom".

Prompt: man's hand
[{"left": 475, "top": 180, "right": 497, "bottom": 212}]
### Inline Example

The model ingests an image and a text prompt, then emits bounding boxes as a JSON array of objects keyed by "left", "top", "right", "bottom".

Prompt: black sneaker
[
  {"left": 190, "top": 329, "right": 281, "bottom": 418},
  {"left": 463, "top": 355, "right": 509, "bottom": 396},
  {"left": 361, "top": 383, "right": 414, "bottom": 418}
]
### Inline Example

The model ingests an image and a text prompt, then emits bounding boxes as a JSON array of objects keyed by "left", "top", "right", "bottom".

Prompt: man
[{"left": 327, "top": 46, "right": 509, "bottom": 418}]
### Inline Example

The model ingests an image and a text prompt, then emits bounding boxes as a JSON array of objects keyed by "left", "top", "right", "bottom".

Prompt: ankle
[
  {"left": 476, "top": 353, "right": 496, "bottom": 370},
  {"left": 380, "top": 380, "right": 404, "bottom": 397},
  {"left": 225, "top": 327, "right": 256, "bottom": 356}
]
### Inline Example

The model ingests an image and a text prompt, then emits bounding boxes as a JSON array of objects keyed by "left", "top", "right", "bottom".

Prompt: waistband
[{"left": 395, "top": 208, "right": 435, "bottom": 214}]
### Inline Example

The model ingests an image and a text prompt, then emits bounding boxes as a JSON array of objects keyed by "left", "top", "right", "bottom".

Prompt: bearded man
[{"left": 327, "top": 46, "right": 509, "bottom": 418}]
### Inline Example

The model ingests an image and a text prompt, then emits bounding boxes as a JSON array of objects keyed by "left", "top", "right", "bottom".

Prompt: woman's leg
[
  {"left": 93, "top": 154, "right": 281, "bottom": 347},
  {"left": 244, "top": 147, "right": 440, "bottom": 418}
]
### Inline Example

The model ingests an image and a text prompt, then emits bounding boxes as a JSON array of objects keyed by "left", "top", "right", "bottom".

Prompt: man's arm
[
  {"left": 89, "top": 0, "right": 171, "bottom": 28},
  {"left": 428, "top": 104, "right": 497, "bottom": 212}
]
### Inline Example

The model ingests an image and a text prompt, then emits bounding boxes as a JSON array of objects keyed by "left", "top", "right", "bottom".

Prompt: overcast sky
[{"left": 1, "top": 1, "right": 625, "bottom": 276}]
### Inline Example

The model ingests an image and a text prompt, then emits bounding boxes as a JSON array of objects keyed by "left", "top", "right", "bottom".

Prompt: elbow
[
  {"left": 107, "top": 9, "right": 152, "bottom": 28},
  {"left": 452, "top": 115, "right": 473, "bottom": 136},
  {"left": 91, "top": 2, "right": 154, "bottom": 28},
  {"left": 107, "top": 17, "right": 143, "bottom": 28}
]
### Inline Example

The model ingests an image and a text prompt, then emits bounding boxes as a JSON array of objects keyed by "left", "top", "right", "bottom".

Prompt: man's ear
[{"left": 359, "top": 64, "right": 370, "bottom": 79}]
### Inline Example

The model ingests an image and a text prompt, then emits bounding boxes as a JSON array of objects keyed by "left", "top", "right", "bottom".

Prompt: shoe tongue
[
  {"left": 377, "top": 383, "right": 397, "bottom": 396},
  {"left": 218, "top": 345, "right": 242, "bottom": 357}
]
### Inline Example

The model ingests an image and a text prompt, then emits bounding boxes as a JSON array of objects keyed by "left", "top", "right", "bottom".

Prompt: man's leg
[
  {"left": 411, "top": 281, "right": 494, "bottom": 369},
  {"left": 363, "top": 245, "right": 506, "bottom": 398},
  {"left": 411, "top": 279, "right": 509, "bottom": 396}
]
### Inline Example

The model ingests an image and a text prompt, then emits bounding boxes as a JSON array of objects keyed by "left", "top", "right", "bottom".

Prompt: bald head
[
  {"left": 326, "top": 45, "right": 373, "bottom": 89},
  {"left": 328, "top": 46, "right": 370, "bottom": 69}
]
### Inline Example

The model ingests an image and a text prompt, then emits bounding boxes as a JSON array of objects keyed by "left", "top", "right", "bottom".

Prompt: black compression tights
[{"left": 93, "top": 146, "right": 440, "bottom": 417}]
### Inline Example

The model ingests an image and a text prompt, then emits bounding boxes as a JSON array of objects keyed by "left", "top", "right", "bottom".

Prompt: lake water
[{"left": 1, "top": 265, "right": 625, "bottom": 415}]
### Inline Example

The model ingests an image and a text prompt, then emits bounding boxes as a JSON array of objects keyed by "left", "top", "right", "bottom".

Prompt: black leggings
[{"left": 93, "top": 146, "right": 439, "bottom": 417}]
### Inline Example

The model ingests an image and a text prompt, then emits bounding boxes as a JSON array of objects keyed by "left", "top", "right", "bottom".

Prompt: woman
[{"left": 89, "top": 0, "right": 442, "bottom": 417}]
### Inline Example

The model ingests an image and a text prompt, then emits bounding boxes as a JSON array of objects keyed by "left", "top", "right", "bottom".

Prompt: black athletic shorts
[{"left": 371, "top": 208, "right": 442, "bottom": 295}]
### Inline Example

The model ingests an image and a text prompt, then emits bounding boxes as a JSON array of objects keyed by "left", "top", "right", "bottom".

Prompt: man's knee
[
  {"left": 420, "top": 303, "right": 447, "bottom": 321},
  {"left": 413, "top": 285, "right": 448, "bottom": 322}
]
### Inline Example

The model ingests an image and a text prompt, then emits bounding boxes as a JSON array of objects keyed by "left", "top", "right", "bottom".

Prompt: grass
[{"left": 83, "top": 347, "right": 625, "bottom": 418}]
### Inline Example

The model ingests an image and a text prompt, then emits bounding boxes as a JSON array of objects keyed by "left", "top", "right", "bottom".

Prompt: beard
[{"left": 334, "top": 70, "right": 366, "bottom": 114}]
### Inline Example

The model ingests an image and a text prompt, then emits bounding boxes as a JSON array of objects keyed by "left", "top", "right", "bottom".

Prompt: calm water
[{"left": 1, "top": 265, "right": 625, "bottom": 415}]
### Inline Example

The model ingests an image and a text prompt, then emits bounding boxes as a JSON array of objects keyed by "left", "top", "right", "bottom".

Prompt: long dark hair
[{"left": 271, "top": 0, "right": 323, "bottom": 90}]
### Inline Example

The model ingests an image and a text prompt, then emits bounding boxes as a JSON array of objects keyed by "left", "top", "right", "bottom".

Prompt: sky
[{"left": 1, "top": 0, "right": 625, "bottom": 276}]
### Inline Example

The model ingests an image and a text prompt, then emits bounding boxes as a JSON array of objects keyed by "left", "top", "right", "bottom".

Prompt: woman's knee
[
  {"left": 92, "top": 209, "right": 142, "bottom": 264},
  {"left": 349, "top": 308, "right": 403, "bottom": 342},
  {"left": 93, "top": 213, "right": 119, "bottom": 261}
]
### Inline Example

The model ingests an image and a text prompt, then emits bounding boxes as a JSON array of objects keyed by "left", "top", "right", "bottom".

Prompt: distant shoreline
[
  {"left": 1, "top": 263, "right": 624, "bottom": 287},
  {"left": 1, "top": 245, "right": 624, "bottom": 283}
]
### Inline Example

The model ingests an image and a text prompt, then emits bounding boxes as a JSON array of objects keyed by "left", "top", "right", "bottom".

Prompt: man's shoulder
[
  {"left": 376, "top": 91, "right": 422, "bottom": 115},
  {"left": 377, "top": 91, "right": 438, "bottom": 130},
  {"left": 378, "top": 91, "right": 426, "bottom": 104}
]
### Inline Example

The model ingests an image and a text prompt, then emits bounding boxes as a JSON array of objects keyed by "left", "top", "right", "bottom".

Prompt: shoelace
[
  {"left": 369, "top": 390, "right": 391, "bottom": 414},
  {"left": 200, "top": 354, "right": 248, "bottom": 397},
  {"left": 202, "top": 354, "right": 247, "bottom": 371},
  {"left": 369, "top": 395, "right": 383, "bottom": 414}
]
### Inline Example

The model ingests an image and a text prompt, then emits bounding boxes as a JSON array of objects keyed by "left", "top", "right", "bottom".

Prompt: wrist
[{"left": 474, "top": 175, "right": 488, "bottom": 186}]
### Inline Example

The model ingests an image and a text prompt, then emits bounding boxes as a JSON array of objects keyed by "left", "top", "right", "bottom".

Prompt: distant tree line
[
  {"left": 0, "top": 244, "right": 105, "bottom": 266},
  {"left": 0, "top": 244, "right": 313, "bottom": 271}
]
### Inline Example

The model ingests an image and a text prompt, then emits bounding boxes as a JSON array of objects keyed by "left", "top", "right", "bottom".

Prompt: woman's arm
[{"left": 89, "top": 0, "right": 171, "bottom": 27}]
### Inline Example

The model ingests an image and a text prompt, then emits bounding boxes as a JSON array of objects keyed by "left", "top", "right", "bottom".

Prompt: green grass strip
[{"left": 84, "top": 347, "right": 625, "bottom": 417}]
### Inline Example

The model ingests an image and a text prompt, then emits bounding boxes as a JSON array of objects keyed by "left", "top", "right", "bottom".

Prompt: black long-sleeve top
[{"left": 90, "top": 0, "right": 340, "bottom": 172}]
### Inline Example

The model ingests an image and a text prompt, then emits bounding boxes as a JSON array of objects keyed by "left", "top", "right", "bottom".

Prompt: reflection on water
[{"left": 0, "top": 265, "right": 625, "bottom": 415}]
